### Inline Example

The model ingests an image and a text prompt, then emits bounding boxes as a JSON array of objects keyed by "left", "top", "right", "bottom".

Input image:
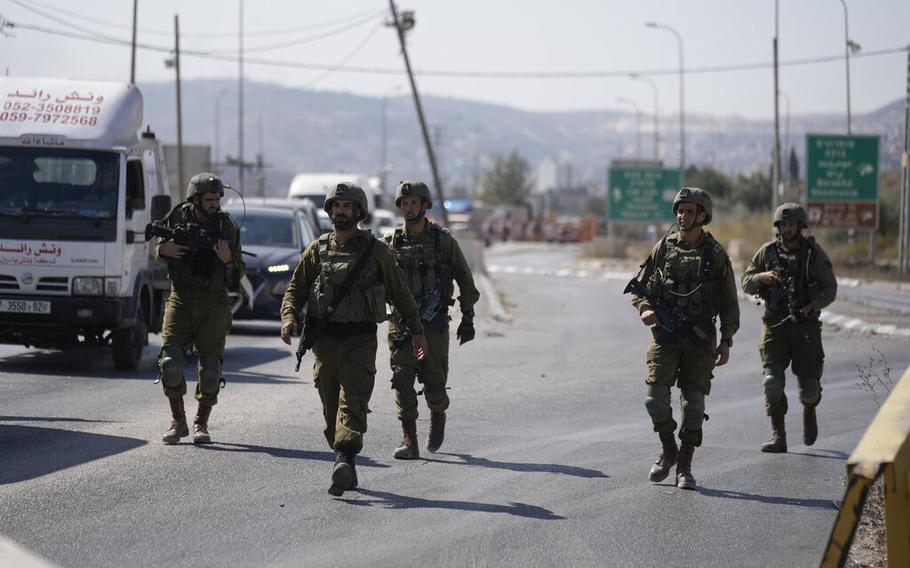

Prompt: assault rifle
[
  {"left": 623, "top": 277, "right": 715, "bottom": 357},
  {"left": 419, "top": 265, "right": 459, "bottom": 331},
  {"left": 145, "top": 221, "right": 217, "bottom": 252},
  {"left": 294, "top": 316, "right": 323, "bottom": 372},
  {"left": 765, "top": 244, "right": 805, "bottom": 329}
]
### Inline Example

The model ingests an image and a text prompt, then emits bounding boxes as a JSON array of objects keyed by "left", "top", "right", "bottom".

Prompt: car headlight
[
  {"left": 267, "top": 264, "right": 291, "bottom": 273},
  {"left": 73, "top": 277, "right": 121, "bottom": 297}
]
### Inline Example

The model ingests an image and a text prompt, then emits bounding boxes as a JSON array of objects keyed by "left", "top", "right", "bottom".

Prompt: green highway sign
[
  {"left": 805, "top": 134, "right": 879, "bottom": 230},
  {"left": 806, "top": 134, "right": 879, "bottom": 201},
  {"left": 608, "top": 164, "right": 681, "bottom": 223}
]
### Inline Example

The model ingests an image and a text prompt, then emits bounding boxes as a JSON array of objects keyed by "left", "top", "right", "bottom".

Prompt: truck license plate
[{"left": 0, "top": 300, "right": 51, "bottom": 314}]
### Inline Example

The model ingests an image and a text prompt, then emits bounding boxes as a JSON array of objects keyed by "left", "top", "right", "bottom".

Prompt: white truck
[
  {"left": 287, "top": 172, "right": 384, "bottom": 234},
  {"left": 0, "top": 77, "right": 174, "bottom": 369}
]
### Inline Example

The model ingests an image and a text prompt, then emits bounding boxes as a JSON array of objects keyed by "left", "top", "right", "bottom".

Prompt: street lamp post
[
  {"left": 645, "top": 22, "right": 684, "bottom": 171},
  {"left": 839, "top": 0, "right": 852, "bottom": 134},
  {"left": 213, "top": 88, "right": 227, "bottom": 174},
  {"left": 629, "top": 73, "right": 660, "bottom": 161},
  {"left": 616, "top": 97, "right": 643, "bottom": 158},
  {"left": 380, "top": 85, "right": 402, "bottom": 196}
]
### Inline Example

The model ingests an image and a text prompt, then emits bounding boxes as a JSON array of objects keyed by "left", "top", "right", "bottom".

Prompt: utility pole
[
  {"left": 130, "top": 0, "right": 138, "bottom": 84},
  {"left": 174, "top": 14, "right": 183, "bottom": 194},
  {"left": 238, "top": 0, "right": 245, "bottom": 193},
  {"left": 387, "top": 1, "right": 448, "bottom": 225},
  {"left": 899, "top": 48, "right": 910, "bottom": 278},
  {"left": 772, "top": 0, "right": 781, "bottom": 215}
]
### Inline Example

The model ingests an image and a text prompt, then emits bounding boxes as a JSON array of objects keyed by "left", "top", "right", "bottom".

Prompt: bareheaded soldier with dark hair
[
  {"left": 630, "top": 187, "right": 740, "bottom": 490},
  {"left": 741, "top": 203, "right": 837, "bottom": 453},
  {"left": 156, "top": 173, "right": 245, "bottom": 445},
  {"left": 386, "top": 180, "right": 480, "bottom": 460},
  {"left": 280, "top": 182, "right": 428, "bottom": 497}
]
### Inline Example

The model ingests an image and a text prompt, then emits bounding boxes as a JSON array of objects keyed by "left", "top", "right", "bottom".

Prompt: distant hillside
[{"left": 137, "top": 79, "right": 904, "bottom": 197}]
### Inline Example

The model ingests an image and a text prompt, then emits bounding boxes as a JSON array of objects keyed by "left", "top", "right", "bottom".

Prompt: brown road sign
[{"left": 806, "top": 201, "right": 878, "bottom": 230}]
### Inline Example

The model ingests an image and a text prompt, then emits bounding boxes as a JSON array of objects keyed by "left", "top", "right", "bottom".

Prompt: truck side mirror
[{"left": 150, "top": 195, "right": 172, "bottom": 221}]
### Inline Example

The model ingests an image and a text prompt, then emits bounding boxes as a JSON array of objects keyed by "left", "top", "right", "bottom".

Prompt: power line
[
  {"left": 10, "top": 0, "right": 385, "bottom": 39},
  {"left": 3, "top": 15, "right": 908, "bottom": 79},
  {"left": 305, "top": 22, "right": 384, "bottom": 88}
]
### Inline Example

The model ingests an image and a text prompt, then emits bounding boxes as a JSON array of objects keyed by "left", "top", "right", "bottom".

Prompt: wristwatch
[{"left": 720, "top": 337, "right": 733, "bottom": 347}]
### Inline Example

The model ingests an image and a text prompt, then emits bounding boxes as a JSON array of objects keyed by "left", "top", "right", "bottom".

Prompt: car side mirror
[{"left": 150, "top": 195, "right": 172, "bottom": 221}]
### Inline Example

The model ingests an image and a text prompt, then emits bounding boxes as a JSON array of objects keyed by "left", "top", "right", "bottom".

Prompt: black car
[{"left": 223, "top": 204, "right": 318, "bottom": 320}]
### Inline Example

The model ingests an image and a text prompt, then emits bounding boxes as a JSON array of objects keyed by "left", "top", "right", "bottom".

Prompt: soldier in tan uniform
[
  {"left": 630, "top": 188, "right": 740, "bottom": 490},
  {"left": 386, "top": 180, "right": 480, "bottom": 459},
  {"left": 280, "top": 182, "right": 428, "bottom": 496},
  {"left": 156, "top": 173, "right": 245, "bottom": 445},
  {"left": 742, "top": 203, "right": 837, "bottom": 453}
]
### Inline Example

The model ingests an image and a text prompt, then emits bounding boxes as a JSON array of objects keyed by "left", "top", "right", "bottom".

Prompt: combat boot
[
  {"left": 761, "top": 413, "right": 787, "bottom": 453},
  {"left": 346, "top": 453, "right": 358, "bottom": 488},
  {"left": 648, "top": 432, "right": 679, "bottom": 482},
  {"left": 192, "top": 403, "right": 213, "bottom": 444},
  {"left": 162, "top": 397, "right": 189, "bottom": 444},
  {"left": 393, "top": 418, "right": 420, "bottom": 460},
  {"left": 427, "top": 411, "right": 446, "bottom": 453},
  {"left": 675, "top": 443, "right": 697, "bottom": 490},
  {"left": 328, "top": 451, "right": 356, "bottom": 496},
  {"left": 803, "top": 406, "right": 818, "bottom": 446}
]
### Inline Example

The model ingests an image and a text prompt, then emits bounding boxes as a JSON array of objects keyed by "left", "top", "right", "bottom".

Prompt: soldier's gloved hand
[{"left": 457, "top": 317, "right": 475, "bottom": 345}]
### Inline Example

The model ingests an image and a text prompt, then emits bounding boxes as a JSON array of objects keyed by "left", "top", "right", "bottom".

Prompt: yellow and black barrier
[{"left": 820, "top": 364, "right": 910, "bottom": 567}]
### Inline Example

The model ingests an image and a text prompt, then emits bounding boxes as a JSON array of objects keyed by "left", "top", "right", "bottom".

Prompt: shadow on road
[
  {"left": 787, "top": 449, "right": 850, "bottom": 460},
  {"left": 428, "top": 452, "right": 608, "bottom": 479},
  {"left": 0, "top": 424, "right": 146, "bottom": 484},
  {"left": 699, "top": 487, "right": 839, "bottom": 509},
  {"left": 0, "top": 415, "right": 113, "bottom": 423},
  {"left": 341, "top": 488, "right": 566, "bottom": 520},
  {"left": 197, "top": 443, "right": 390, "bottom": 468}
]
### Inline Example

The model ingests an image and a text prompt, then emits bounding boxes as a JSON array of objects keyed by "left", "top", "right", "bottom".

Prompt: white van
[
  {"left": 287, "top": 172, "right": 382, "bottom": 234},
  {"left": 0, "top": 77, "right": 174, "bottom": 369}
]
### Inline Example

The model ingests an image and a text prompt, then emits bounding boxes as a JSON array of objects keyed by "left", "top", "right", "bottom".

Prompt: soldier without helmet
[
  {"left": 629, "top": 187, "right": 740, "bottom": 490},
  {"left": 279, "top": 182, "right": 429, "bottom": 497},
  {"left": 741, "top": 203, "right": 837, "bottom": 453},
  {"left": 385, "top": 180, "right": 480, "bottom": 460},
  {"left": 156, "top": 173, "right": 245, "bottom": 445}
]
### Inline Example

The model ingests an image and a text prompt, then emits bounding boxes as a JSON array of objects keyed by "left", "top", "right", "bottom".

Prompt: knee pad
[
  {"left": 797, "top": 376, "right": 822, "bottom": 407},
  {"left": 159, "top": 345, "right": 185, "bottom": 387},
  {"left": 198, "top": 355, "right": 222, "bottom": 393},
  {"left": 762, "top": 367, "right": 786, "bottom": 403},
  {"left": 644, "top": 384, "right": 672, "bottom": 422},
  {"left": 680, "top": 389, "right": 705, "bottom": 422}
]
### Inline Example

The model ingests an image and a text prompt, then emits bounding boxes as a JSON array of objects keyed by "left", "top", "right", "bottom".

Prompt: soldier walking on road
[
  {"left": 156, "top": 173, "right": 245, "bottom": 445},
  {"left": 741, "top": 203, "right": 837, "bottom": 453},
  {"left": 629, "top": 187, "right": 740, "bottom": 490},
  {"left": 280, "top": 182, "right": 428, "bottom": 497},
  {"left": 386, "top": 180, "right": 480, "bottom": 460}
]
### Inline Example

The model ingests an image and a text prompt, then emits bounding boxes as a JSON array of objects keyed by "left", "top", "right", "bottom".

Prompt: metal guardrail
[{"left": 820, "top": 364, "right": 910, "bottom": 567}]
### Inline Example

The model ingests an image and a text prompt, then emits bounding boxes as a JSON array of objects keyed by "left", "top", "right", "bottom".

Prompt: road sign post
[{"left": 805, "top": 134, "right": 880, "bottom": 232}]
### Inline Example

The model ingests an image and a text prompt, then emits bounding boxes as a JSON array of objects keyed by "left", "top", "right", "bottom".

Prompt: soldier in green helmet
[
  {"left": 385, "top": 180, "right": 480, "bottom": 460},
  {"left": 741, "top": 203, "right": 837, "bottom": 453},
  {"left": 280, "top": 181, "right": 428, "bottom": 497},
  {"left": 629, "top": 187, "right": 740, "bottom": 490},
  {"left": 156, "top": 172, "right": 245, "bottom": 445}
]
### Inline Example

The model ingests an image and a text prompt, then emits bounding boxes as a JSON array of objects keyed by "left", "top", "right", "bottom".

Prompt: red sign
[{"left": 806, "top": 201, "right": 878, "bottom": 230}]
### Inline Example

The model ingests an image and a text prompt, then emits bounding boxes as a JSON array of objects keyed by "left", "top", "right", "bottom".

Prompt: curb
[{"left": 478, "top": 273, "right": 510, "bottom": 322}]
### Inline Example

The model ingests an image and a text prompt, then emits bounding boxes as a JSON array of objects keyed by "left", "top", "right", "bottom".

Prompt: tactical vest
[
  {"left": 307, "top": 233, "right": 388, "bottom": 323},
  {"left": 165, "top": 203, "right": 230, "bottom": 292},
  {"left": 648, "top": 233, "right": 721, "bottom": 320},
  {"left": 764, "top": 237, "right": 819, "bottom": 313},
  {"left": 389, "top": 225, "right": 453, "bottom": 302}
]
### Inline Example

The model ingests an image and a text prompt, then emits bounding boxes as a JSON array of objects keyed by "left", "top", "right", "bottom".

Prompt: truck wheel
[{"left": 112, "top": 307, "right": 149, "bottom": 370}]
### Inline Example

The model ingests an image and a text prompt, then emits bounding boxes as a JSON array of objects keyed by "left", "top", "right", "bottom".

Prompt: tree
[
  {"left": 684, "top": 165, "right": 734, "bottom": 201},
  {"left": 732, "top": 170, "right": 771, "bottom": 211},
  {"left": 479, "top": 151, "right": 534, "bottom": 205}
]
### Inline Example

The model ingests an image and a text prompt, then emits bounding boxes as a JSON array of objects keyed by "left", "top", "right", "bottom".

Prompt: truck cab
[{"left": 0, "top": 77, "right": 173, "bottom": 369}]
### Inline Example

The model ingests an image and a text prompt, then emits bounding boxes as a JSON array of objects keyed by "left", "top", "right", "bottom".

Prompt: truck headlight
[
  {"left": 267, "top": 263, "right": 291, "bottom": 273},
  {"left": 73, "top": 277, "right": 121, "bottom": 296}
]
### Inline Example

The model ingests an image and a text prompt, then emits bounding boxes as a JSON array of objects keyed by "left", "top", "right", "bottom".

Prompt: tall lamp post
[
  {"left": 380, "top": 85, "right": 403, "bottom": 196},
  {"left": 629, "top": 73, "right": 660, "bottom": 161},
  {"left": 213, "top": 88, "right": 227, "bottom": 174},
  {"left": 645, "top": 21, "right": 684, "bottom": 171},
  {"left": 839, "top": 0, "right": 853, "bottom": 135},
  {"left": 616, "top": 97, "right": 643, "bottom": 158}
]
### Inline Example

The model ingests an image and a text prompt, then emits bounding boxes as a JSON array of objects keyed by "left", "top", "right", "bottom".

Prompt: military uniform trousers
[
  {"left": 644, "top": 329, "right": 716, "bottom": 447},
  {"left": 759, "top": 318, "right": 824, "bottom": 416},
  {"left": 312, "top": 331, "right": 378, "bottom": 454},
  {"left": 159, "top": 289, "right": 232, "bottom": 406},
  {"left": 389, "top": 322, "right": 449, "bottom": 420}
]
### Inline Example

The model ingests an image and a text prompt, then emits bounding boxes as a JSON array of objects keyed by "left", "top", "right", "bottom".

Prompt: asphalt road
[{"left": 1, "top": 242, "right": 908, "bottom": 568}]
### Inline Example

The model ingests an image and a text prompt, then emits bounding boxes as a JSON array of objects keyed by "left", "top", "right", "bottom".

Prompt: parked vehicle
[
  {"left": 0, "top": 77, "right": 174, "bottom": 369},
  {"left": 287, "top": 172, "right": 382, "bottom": 234},
  {"left": 222, "top": 203, "right": 318, "bottom": 320}
]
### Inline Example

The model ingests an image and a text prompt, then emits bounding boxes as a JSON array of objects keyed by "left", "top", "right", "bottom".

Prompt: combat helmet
[
  {"left": 773, "top": 202, "right": 808, "bottom": 229},
  {"left": 186, "top": 172, "right": 227, "bottom": 201},
  {"left": 672, "top": 187, "right": 713, "bottom": 225},
  {"left": 324, "top": 182, "right": 369, "bottom": 219},
  {"left": 394, "top": 180, "right": 433, "bottom": 209}
]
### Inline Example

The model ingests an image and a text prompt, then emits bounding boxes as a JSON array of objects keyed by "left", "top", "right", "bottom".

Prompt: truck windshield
[{"left": 0, "top": 147, "right": 119, "bottom": 219}]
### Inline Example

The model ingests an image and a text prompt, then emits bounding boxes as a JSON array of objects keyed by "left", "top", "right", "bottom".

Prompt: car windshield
[
  {"left": 235, "top": 210, "right": 298, "bottom": 248},
  {"left": 0, "top": 147, "right": 119, "bottom": 219}
]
